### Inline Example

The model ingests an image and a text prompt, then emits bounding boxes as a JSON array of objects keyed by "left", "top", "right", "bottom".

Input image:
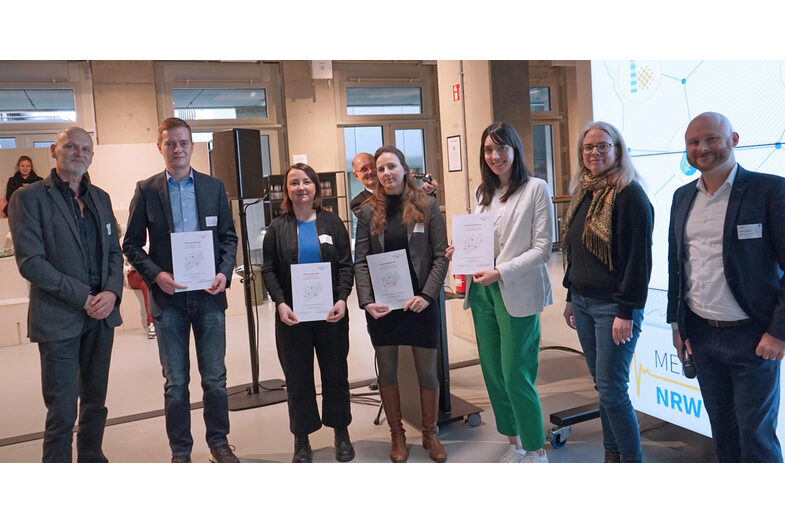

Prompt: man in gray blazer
[
  {"left": 8, "top": 127, "right": 123, "bottom": 462},
  {"left": 123, "top": 117, "right": 239, "bottom": 463}
]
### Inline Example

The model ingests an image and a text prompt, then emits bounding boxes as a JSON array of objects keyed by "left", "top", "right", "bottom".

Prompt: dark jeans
[
  {"left": 686, "top": 308, "right": 782, "bottom": 462},
  {"left": 572, "top": 294, "right": 643, "bottom": 462},
  {"left": 38, "top": 316, "right": 114, "bottom": 463},
  {"left": 275, "top": 316, "right": 351, "bottom": 436},
  {"left": 153, "top": 292, "right": 229, "bottom": 456}
]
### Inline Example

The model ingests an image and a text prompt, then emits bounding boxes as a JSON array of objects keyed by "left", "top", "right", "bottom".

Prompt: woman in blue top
[{"left": 262, "top": 163, "right": 355, "bottom": 463}]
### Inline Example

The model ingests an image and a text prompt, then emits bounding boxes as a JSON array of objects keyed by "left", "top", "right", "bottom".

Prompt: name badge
[
  {"left": 737, "top": 223, "right": 762, "bottom": 240},
  {"left": 413, "top": 223, "right": 425, "bottom": 233},
  {"left": 106, "top": 223, "right": 112, "bottom": 236},
  {"left": 318, "top": 234, "right": 333, "bottom": 245},
  {"left": 205, "top": 216, "right": 218, "bottom": 227}
]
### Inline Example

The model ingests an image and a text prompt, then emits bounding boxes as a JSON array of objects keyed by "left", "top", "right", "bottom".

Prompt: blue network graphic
[{"left": 604, "top": 60, "right": 785, "bottom": 195}]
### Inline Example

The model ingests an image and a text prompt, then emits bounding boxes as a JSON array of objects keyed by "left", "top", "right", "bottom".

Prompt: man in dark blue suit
[
  {"left": 668, "top": 112, "right": 785, "bottom": 462},
  {"left": 123, "top": 117, "right": 239, "bottom": 463}
]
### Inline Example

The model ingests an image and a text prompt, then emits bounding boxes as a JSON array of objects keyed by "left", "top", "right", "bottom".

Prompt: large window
[
  {"left": 0, "top": 89, "right": 76, "bottom": 123},
  {"left": 345, "top": 87, "right": 422, "bottom": 115},
  {"left": 173, "top": 88, "right": 267, "bottom": 120},
  {"left": 0, "top": 61, "right": 95, "bottom": 148},
  {"left": 336, "top": 62, "right": 441, "bottom": 247},
  {"left": 155, "top": 62, "right": 283, "bottom": 176}
]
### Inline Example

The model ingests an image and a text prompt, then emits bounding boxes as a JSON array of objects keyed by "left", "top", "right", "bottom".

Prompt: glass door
[
  {"left": 343, "top": 126, "right": 383, "bottom": 240},
  {"left": 532, "top": 123, "right": 560, "bottom": 241}
]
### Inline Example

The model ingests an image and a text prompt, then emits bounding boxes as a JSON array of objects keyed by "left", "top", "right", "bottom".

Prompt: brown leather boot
[
  {"left": 378, "top": 382, "right": 408, "bottom": 463},
  {"left": 419, "top": 387, "right": 447, "bottom": 463},
  {"left": 604, "top": 452, "right": 621, "bottom": 463}
]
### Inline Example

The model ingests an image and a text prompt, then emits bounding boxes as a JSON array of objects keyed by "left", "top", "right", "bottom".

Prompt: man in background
[{"left": 349, "top": 151, "right": 438, "bottom": 216}]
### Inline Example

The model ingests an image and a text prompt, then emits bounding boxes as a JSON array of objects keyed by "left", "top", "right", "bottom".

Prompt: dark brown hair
[
  {"left": 476, "top": 122, "right": 531, "bottom": 207},
  {"left": 281, "top": 163, "right": 322, "bottom": 214},
  {"left": 368, "top": 145, "right": 428, "bottom": 236}
]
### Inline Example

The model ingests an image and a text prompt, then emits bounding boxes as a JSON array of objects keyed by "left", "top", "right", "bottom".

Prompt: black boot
[
  {"left": 334, "top": 427, "right": 355, "bottom": 462},
  {"left": 292, "top": 435, "right": 312, "bottom": 463}
]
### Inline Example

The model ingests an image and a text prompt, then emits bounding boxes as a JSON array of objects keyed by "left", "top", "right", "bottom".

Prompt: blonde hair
[{"left": 570, "top": 121, "right": 641, "bottom": 195}]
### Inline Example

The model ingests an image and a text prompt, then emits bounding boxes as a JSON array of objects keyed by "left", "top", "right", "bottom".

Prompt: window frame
[{"left": 0, "top": 61, "right": 96, "bottom": 144}]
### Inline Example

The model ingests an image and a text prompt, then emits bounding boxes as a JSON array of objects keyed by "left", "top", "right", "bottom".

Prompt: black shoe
[
  {"left": 292, "top": 435, "right": 312, "bottom": 463},
  {"left": 209, "top": 444, "right": 240, "bottom": 463},
  {"left": 171, "top": 454, "right": 192, "bottom": 463},
  {"left": 334, "top": 428, "right": 355, "bottom": 462}
]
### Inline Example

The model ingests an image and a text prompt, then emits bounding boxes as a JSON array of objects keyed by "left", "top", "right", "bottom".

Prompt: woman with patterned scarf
[{"left": 561, "top": 121, "right": 654, "bottom": 463}]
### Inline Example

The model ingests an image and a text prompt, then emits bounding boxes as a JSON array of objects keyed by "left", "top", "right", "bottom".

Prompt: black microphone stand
[{"left": 227, "top": 193, "right": 287, "bottom": 410}]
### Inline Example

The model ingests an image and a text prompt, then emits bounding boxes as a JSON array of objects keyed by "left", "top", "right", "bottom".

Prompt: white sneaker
[
  {"left": 147, "top": 324, "right": 156, "bottom": 339},
  {"left": 499, "top": 445, "right": 526, "bottom": 463},
  {"left": 521, "top": 449, "right": 549, "bottom": 463}
]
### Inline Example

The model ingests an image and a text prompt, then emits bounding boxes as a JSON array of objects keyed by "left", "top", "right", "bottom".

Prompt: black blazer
[
  {"left": 8, "top": 172, "right": 123, "bottom": 342},
  {"left": 354, "top": 196, "right": 448, "bottom": 309},
  {"left": 261, "top": 209, "right": 353, "bottom": 310},
  {"left": 4, "top": 170, "right": 43, "bottom": 215},
  {"left": 667, "top": 165, "right": 785, "bottom": 340},
  {"left": 122, "top": 170, "right": 238, "bottom": 315}
]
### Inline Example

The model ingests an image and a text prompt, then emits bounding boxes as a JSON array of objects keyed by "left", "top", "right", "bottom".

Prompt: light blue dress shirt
[{"left": 167, "top": 170, "right": 199, "bottom": 233}]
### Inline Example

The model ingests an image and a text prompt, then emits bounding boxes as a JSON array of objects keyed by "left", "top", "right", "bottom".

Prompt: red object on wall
[{"left": 452, "top": 84, "right": 460, "bottom": 101}]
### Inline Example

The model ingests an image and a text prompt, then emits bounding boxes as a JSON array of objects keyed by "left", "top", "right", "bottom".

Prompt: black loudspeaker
[{"left": 211, "top": 128, "right": 265, "bottom": 199}]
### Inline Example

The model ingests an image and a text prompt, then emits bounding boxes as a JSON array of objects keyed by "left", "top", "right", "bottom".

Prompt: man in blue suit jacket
[
  {"left": 123, "top": 117, "right": 239, "bottom": 463},
  {"left": 667, "top": 112, "right": 785, "bottom": 462}
]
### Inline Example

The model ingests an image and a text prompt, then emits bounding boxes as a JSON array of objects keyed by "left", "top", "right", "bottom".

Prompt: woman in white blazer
[{"left": 460, "top": 122, "right": 553, "bottom": 463}]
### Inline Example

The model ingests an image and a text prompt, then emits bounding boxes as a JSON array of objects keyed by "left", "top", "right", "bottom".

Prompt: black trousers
[
  {"left": 275, "top": 316, "right": 352, "bottom": 436},
  {"left": 38, "top": 316, "right": 114, "bottom": 462}
]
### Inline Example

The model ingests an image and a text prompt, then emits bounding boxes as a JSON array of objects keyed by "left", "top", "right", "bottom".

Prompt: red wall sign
[{"left": 452, "top": 84, "right": 460, "bottom": 101}]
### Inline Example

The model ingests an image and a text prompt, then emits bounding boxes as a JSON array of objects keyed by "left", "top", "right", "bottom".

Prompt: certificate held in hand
[
  {"left": 366, "top": 249, "right": 414, "bottom": 311},
  {"left": 291, "top": 262, "right": 334, "bottom": 322},
  {"left": 171, "top": 230, "right": 216, "bottom": 292},
  {"left": 450, "top": 213, "right": 494, "bottom": 275}
]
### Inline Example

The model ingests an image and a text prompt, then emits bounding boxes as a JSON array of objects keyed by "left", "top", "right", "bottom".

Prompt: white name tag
[
  {"left": 318, "top": 234, "right": 333, "bottom": 245},
  {"left": 413, "top": 223, "right": 425, "bottom": 233},
  {"left": 205, "top": 216, "right": 218, "bottom": 227},
  {"left": 106, "top": 223, "right": 112, "bottom": 236},
  {"left": 737, "top": 223, "right": 762, "bottom": 240}
]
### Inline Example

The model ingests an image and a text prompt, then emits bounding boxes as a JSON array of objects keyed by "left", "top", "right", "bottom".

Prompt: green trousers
[{"left": 470, "top": 281, "right": 545, "bottom": 450}]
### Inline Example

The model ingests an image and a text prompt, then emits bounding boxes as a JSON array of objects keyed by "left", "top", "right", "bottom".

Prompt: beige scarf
[{"left": 561, "top": 166, "right": 620, "bottom": 270}]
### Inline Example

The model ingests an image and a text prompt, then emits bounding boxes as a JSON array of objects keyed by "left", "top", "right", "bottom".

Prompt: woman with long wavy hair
[{"left": 354, "top": 145, "right": 449, "bottom": 463}]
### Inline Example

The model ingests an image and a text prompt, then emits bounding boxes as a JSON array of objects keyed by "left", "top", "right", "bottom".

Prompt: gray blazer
[
  {"left": 354, "top": 196, "right": 448, "bottom": 308},
  {"left": 8, "top": 172, "right": 124, "bottom": 343}
]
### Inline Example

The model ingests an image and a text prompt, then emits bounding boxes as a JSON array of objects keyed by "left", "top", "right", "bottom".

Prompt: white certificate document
[
  {"left": 451, "top": 213, "right": 494, "bottom": 275},
  {"left": 171, "top": 230, "right": 216, "bottom": 292},
  {"left": 291, "top": 262, "right": 334, "bottom": 322},
  {"left": 366, "top": 249, "right": 414, "bottom": 311}
]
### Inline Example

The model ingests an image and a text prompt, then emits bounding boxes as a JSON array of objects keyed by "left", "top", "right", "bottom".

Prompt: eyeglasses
[
  {"left": 356, "top": 164, "right": 375, "bottom": 174},
  {"left": 582, "top": 142, "right": 613, "bottom": 154}
]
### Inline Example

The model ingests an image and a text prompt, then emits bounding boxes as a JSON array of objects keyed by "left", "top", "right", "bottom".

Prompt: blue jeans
[
  {"left": 685, "top": 308, "right": 782, "bottom": 462},
  {"left": 38, "top": 316, "right": 114, "bottom": 462},
  {"left": 153, "top": 292, "right": 229, "bottom": 456},
  {"left": 571, "top": 294, "right": 643, "bottom": 462}
]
